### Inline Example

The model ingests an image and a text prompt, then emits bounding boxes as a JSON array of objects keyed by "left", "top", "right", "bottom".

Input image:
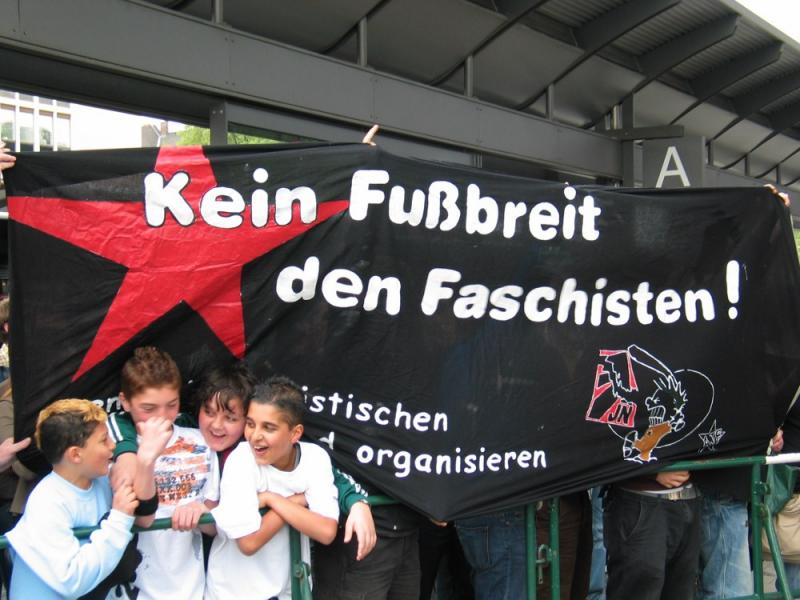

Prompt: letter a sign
[{"left": 643, "top": 136, "right": 705, "bottom": 188}]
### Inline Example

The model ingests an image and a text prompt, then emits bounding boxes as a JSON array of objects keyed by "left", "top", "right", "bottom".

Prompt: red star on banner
[{"left": 9, "top": 146, "right": 348, "bottom": 380}]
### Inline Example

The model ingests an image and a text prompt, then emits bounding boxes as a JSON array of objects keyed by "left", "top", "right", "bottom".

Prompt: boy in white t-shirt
[
  {"left": 110, "top": 347, "right": 220, "bottom": 600},
  {"left": 206, "top": 376, "right": 339, "bottom": 600}
]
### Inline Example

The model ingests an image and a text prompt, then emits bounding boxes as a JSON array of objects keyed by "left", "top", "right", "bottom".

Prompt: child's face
[
  {"left": 121, "top": 386, "right": 180, "bottom": 425},
  {"left": 244, "top": 403, "right": 302, "bottom": 470},
  {"left": 198, "top": 395, "right": 245, "bottom": 452},
  {"left": 78, "top": 421, "right": 116, "bottom": 479}
]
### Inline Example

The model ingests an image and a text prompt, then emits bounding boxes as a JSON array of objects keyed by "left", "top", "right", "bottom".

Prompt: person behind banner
[
  {"left": 313, "top": 473, "right": 424, "bottom": 600},
  {"left": 109, "top": 361, "right": 377, "bottom": 564},
  {"left": 108, "top": 347, "right": 220, "bottom": 600},
  {"left": 4, "top": 399, "right": 149, "bottom": 599},
  {"left": 205, "top": 376, "right": 339, "bottom": 600},
  {"left": 603, "top": 469, "right": 700, "bottom": 600}
]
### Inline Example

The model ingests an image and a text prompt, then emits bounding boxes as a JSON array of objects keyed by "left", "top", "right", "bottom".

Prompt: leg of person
[
  {"left": 604, "top": 490, "right": 669, "bottom": 600},
  {"left": 418, "top": 520, "right": 450, "bottom": 599},
  {"left": 661, "top": 496, "right": 702, "bottom": 600},
  {"left": 388, "top": 529, "right": 421, "bottom": 600},
  {"left": 568, "top": 491, "right": 593, "bottom": 600},
  {"left": 778, "top": 561, "right": 800, "bottom": 596},
  {"left": 432, "top": 524, "right": 475, "bottom": 600},
  {"left": 696, "top": 494, "right": 753, "bottom": 600},
  {"left": 456, "top": 509, "right": 526, "bottom": 600},
  {"left": 587, "top": 487, "right": 607, "bottom": 600},
  {"left": 313, "top": 528, "right": 397, "bottom": 600}
]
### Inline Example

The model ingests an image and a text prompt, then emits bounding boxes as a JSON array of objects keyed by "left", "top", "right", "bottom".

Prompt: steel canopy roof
[{"left": 145, "top": 0, "right": 800, "bottom": 189}]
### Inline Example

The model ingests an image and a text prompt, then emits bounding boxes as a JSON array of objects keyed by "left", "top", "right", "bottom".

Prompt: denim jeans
[
  {"left": 780, "top": 562, "right": 800, "bottom": 595},
  {"left": 587, "top": 487, "right": 607, "bottom": 600},
  {"left": 696, "top": 494, "right": 753, "bottom": 599},
  {"left": 456, "top": 510, "right": 526, "bottom": 600}
]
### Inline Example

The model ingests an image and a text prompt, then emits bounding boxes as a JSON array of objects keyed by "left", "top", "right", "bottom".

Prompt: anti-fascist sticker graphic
[{"left": 586, "top": 344, "right": 715, "bottom": 463}]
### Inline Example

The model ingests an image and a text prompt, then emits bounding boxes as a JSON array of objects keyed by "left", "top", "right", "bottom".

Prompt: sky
[{"left": 735, "top": 1, "right": 800, "bottom": 43}]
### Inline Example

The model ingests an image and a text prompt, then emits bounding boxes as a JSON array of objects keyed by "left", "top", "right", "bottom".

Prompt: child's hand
[
  {"left": 0, "top": 436, "right": 30, "bottom": 471},
  {"left": 256, "top": 491, "right": 307, "bottom": 509},
  {"left": 344, "top": 501, "right": 376, "bottom": 561},
  {"left": 256, "top": 490, "right": 272, "bottom": 509},
  {"left": 112, "top": 483, "right": 139, "bottom": 516},
  {"left": 655, "top": 470, "right": 690, "bottom": 488},
  {"left": 0, "top": 143, "right": 15, "bottom": 172},
  {"left": 137, "top": 417, "right": 172, "bottom": 464},
  {"left": 172, "top": 501, "right": 208, "bottom": 531},
  {"left": 288, "top": 493, "right": 308, "bottom": 507}
]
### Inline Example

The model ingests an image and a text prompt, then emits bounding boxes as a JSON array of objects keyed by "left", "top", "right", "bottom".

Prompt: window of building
[
  {"left": 39, "top": 111, "right": 53, "bottom": 151},
  {"left": 56, "top": 114, "right": 70, "bottom": 150},
  {"left": 19, "top": 109, "right": 34, "bottom": 151},
  {"left": 0, "top": 106, "right": 13, "bottom": 147}
]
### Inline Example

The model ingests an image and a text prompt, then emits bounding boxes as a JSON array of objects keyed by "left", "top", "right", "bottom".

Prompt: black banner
[{"left": 5, "top": 144, "right": 800, "bottom": 520}]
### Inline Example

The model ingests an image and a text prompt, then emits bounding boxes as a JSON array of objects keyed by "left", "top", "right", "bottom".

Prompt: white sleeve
[
  {"left": 7, "top": 493, "right": 134, "bottom": 597},
  {"left": 211, "top": 449, "right": 261, "bottom": 538},
  {"left": 303, "top": 445, "right": 339, "bottom": 521},
  {"left": 204, "top": 449, "right": 221, "bottom": 503}
]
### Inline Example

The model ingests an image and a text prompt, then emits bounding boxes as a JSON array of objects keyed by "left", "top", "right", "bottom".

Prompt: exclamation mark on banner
[{"left": 726, "top": 260, "right": 740, "bottom": 319}]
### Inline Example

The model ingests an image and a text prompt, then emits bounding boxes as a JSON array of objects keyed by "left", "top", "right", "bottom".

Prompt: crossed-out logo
[{"left": 586, "top": 344, "right": 717, "bottom": 463}]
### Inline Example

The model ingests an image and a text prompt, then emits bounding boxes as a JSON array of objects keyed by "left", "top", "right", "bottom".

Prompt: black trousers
[
  {"left": 313, "top": 528, "right": 420, "bottom": 600},
  {"left": 604, "top": 489, "right": 701, "bottom": 600}
]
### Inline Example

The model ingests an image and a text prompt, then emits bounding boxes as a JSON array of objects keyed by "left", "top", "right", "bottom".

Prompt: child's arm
[
  {"left": 258, "top": 491, "right": 337, "bottom": 544},
  {"left": 7, "top": 482, "right": 138, "bottom": 597},
  {"left": 108, "top": 412, "right": 139, "bottom": 490},
  {"left": 131, "top": 417, "right": 172, "bottom": 527},
  {"left": 108, "top": 411, "right": 194, "bottom": 490},
  {"left": 235, "top": 508, "right": 287, "bottom": 556},
  {"left": 236, "top": 493, "right": 307, "bottom": 555},
  {"left": 334, "top": 467, "right": 377, "bottom": 560}
]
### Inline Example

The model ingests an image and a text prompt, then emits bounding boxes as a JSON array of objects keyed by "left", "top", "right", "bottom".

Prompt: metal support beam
[
  {"left": 670, "top": 43, "right": 782, "bottom": 124},
  {"left": 322, "top": 0, "right": 391, "bottom": 57},
  {"left": 429, "top": 0, "right": 547, "bottom": 87},
  {"left": 545, "top": 85, "right": 554, "bottom": 120},
  {"left": 769, "top": 101, "right": 800, "bottom": 131},
  {"left": 753, "top": 145, "right": 800, "bottom": 180},
  {"left": 712, "top": 70, "right": 800, "bottom": 141},
  {"left": 0, "top": 0, "right": 622, "bottom": 179},
  {"left": 357, "top": 17, "right": 368, "bottom": 67},
  {"left": 516, "top": 0, "right": 680, "bottom": 110},
  {"left": 209, "top": 102, "right": 228, "bottom": 145},
  {"left": 724, "top": 102, "right": 800, "bottom": 168},
  {"left": 602, "top": 125, "right": 684, "bottom": 141},
  {"left": 591, "top": 15, "right": 738, "bottom": 128},
  {"left": 464, "top": 55, "right": 474, "bottom": 98},
  {"left": 621, "top": 96, "right": 636, "bottom": 186},
  {"left": 212, "top": 0, "right": 223, "bottom": 25},
  {"left": 639, "top": 16, "right": 739, "bottom": 79}
]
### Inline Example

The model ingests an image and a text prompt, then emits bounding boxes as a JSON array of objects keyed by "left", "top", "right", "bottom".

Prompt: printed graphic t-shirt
[{"left": 134, "top": 425, "right": 219, "bottom": 600}]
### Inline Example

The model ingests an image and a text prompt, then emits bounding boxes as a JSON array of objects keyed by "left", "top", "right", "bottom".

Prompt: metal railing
[{"left": 0, "top": 453, "right": 798, "bottom": 599}]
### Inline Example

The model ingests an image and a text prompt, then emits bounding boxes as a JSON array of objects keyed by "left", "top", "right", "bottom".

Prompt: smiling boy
[{"left": 206, "top": 376, "right": 338, "bottom": 600}]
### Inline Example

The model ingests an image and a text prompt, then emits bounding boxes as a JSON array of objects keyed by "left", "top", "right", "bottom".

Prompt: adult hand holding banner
[{"left": 5, "top": 143, "right": 800, "bottom": 520}]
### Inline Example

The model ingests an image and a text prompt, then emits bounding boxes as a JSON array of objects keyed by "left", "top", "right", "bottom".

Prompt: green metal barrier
[{"left": 0, "top": 453, "right": 798, "bottom": 600}]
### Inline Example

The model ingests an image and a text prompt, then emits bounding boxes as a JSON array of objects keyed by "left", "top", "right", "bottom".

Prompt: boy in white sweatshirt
[{"left": 6, "top": 398, "right": 170, "bottom": 599}]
